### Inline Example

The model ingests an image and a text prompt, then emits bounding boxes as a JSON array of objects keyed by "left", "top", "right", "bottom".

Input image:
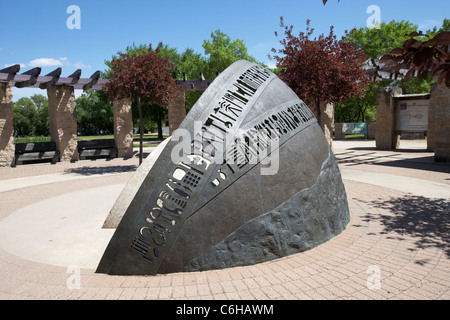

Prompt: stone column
[
  {"left": 375, "top": 87, "right": 402, "bottom": 150},
  {"left": 307, "top": 99, "right": 334, "bottom": 147},
  {"left": 47, "top": 85, "right": 79, "bottom": 161},
  {"left": 113, "top": 98, "right": 134, "bottom": 158},
  {"left": 367, "top": 122, "right": 376, "bottom": 140},
  {"left": 430, "top": 82, "right": 450, "bottom": 162},
  {"left": 319, "top": 101, "right": 334, "bottom": 148},
  {"left": 427, "top": 91, "right": 436, "bottom": 152},
  {"left": 0, "top": 83, "right": 15, "bottom": 167},
  {"left": 168, "top": 87, "right": 186, "bottom": 136},
  {"left": 334, "top": 123, "right": 343, "bottom": 140}
]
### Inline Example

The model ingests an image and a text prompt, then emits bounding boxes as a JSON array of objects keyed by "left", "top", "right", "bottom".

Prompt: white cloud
[
  {"left": 71, "top": 60, "right": 91, "bottom": 69},
  {"left": 26, "top": 57, "right": 91, "bottom": 70},
  {"left": 3, "top": 63, "right": 27, "bottom": 69},
  {"left": 28, "top": 58, "right": 64, "bottom": 67},
  {"left": 418, "top": 19, "right": 441, "bottom": 31}
]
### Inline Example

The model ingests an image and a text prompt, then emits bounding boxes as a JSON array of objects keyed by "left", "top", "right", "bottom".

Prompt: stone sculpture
[{"left": 96, "top": 60, "right": 349, "bottom": 275}]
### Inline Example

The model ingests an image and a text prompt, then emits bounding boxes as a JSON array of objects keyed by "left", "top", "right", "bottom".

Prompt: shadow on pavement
[
  {"left": 362, "top": 195, "right": 450, "bottom": 260},
  {"left": 63, "top": 165, "right": 138, "bottom": 176},
  {"left": 346, "top": 146, "right": 430, "bottom": 153},
  {"left": 373, "top": 157, "right": 450, "bottom": 174},
  {"left": 336, "top": 152, "right": 450, "bottom": 175}
]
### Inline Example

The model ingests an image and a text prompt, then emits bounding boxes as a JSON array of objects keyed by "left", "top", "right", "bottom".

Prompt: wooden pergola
[
  {"left": 0, "top": 64, "right": 218, "bottom": 167},
  {"left": 0, "top": 65, "right": 105, "bottom": 91},
  {"left": 0, "top": 64, "right": 215, "bottom": 91}
]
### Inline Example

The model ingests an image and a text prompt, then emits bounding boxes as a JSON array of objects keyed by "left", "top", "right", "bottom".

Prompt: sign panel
[{"left": 397, "top": 99, "right": 429, "bottom": 132}]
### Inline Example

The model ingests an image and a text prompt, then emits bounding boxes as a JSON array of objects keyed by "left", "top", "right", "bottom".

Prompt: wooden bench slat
[
  {"left": 77, "top": 139, "right": 118, "bottom": 159},
  {"left": 15, "top": 142, "right": 57, "bottom": 153},
  {"left": 16, "top": 151, "right": 59, "bottom": 161},
  {"left": 14, "top": 142, "right": 60, "bottom": 165},
  {"left": 78, "top": 139, "right": 116, "bottom": 149}
]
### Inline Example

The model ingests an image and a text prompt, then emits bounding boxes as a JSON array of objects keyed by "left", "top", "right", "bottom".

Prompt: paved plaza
[{"left": 0, "top": 139, "right": 449, "bottom": 300}]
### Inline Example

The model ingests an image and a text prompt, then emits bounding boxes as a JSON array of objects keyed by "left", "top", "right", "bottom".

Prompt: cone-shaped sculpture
[{"left": 96, "top": 60, "right": 349, "bottom": 275}]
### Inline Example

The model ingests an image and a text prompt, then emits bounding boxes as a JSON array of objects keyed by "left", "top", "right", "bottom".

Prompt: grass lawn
[
  {"left": 14, "top": 133, "right": 169, "bottom": 147},
  {"left": 343, "top": 134, "right": 367, "bottom": 139}
]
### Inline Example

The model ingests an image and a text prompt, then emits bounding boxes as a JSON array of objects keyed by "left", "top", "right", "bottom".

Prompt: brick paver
[{"left": 0, "top": 142, "right": 449, "bottom": 300}]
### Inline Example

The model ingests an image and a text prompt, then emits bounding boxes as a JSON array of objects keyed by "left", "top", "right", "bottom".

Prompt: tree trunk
[
  {"left": 315, "top": 97, "right": 321, "bottom": 127},
  {"left": 138, "top": 97, "right": 143, "bottom": 165},
  {"left": 157, "top": 114, "right": 163, "bottom": 140}
]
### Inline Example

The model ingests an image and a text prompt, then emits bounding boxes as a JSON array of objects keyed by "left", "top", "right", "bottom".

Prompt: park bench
[
  {"left": 14, "top": 142, "right": 60, "bottom": 165},
  {"left": 77, "top": 139, "right": 118, "bottom": 160}
]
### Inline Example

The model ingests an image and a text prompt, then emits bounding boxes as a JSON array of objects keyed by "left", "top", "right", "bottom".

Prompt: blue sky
[{"left": 1, "top": 0, "right": 448, "bottom": 101}]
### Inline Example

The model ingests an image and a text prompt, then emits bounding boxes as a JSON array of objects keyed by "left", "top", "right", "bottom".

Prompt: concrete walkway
[{"left": 0, "top": 141, "right": 449, "bottom": 300}]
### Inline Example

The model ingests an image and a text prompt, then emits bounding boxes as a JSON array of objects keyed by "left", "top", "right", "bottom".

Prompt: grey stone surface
[
  {"left": 96, "top": 60, "right": 349, "bottom": 275},
  {"left": 185, "top": 146, "right": 349, "bottom": 271}
]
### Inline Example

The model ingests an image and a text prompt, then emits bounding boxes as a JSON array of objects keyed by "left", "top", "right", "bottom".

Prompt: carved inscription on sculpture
[
  {"left": 130, "top": 100, "right": 316, "bottom": 265},
  {"left": 129, "top": 64, "right": 275, "bottom": 266}
]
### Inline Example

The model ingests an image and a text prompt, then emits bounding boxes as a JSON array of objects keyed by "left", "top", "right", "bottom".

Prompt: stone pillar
[
  {"left": 430, "top": 82, "right": 450, "bottom": 162},
  {"left": 168, "top": 87, "right": 186, "bottom": 136},
  {"left": 113, "top": 98, "right": 134, "bottom": 158},
  {"left": 319, "top": 101, "right": 334, "bottom": 148},
  {"left": 47, "top": 85, "right": 79, "bottom": 161},
  {"left": 0, "top": 83, "right": 15, "bottom": 167},
  {"left": 334, "top": 123, "right": 343, "bottom": 140},
  {"left": 375, "top": 87, "right": 402, "bottom": 150},
  {"left": 367, "top": 122, "right": 376, "bottom": 140},
  {"left": 307, "top": 99, "right": 334, "bottom": 147},
  {"left": 427, "top": 92, "right": 436, "bottom": 152}
]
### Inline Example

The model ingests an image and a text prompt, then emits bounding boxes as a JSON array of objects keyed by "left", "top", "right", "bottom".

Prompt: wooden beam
[
  {"left": 82, "top": 70, "right": 100, "bottom": 91},
  {"left": 68, "top": 69, "right": 82, "bottom": 84},
  {"left": 0, "top": 64, "right": 21, "bottom": 81},
  {"left": 1, "top": 65, "right": 217, "bottom": 91},
  {"left": 15, "top": 67, "right": 41, "bottom": 88},
  {"left": 39, "top": 67, "right": 62, "bottom": 89}
]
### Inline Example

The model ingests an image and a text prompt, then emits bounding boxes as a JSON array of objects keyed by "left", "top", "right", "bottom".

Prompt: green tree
[
  {"left": 176, "top": 48, "right": 208, "bottom": 113},
  {"left": 13, "top": 97, "right": 36, "bottom": 137},
  {"left": 131, "top": 103, "right": 168, "bottom": 136},
  {"left": 12, "top": 94, "right": 49, "bottom": 137},
  {"left": 177, "top": 48, "right": 208, "bottom": 80},
  {"left": 348, "top": 20, "right": 419, "bottom": 59},
  {"left": 425, "top": 18, "right": 450, "bottom": 39},
  {"left": 30, "top": 94, "right": 49, "bottom": 136},
  {"left": 76, "top": 90, "right": 114, "bottom": 136},
  {"left": 335, "top": 82, "right": 380, "bottom": 123},
  {"left": 202, "top": 29, "right": 260, "bottom": 79},
  {"left": 177, "top": 30, "right": 261, "bottom": 112}
]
